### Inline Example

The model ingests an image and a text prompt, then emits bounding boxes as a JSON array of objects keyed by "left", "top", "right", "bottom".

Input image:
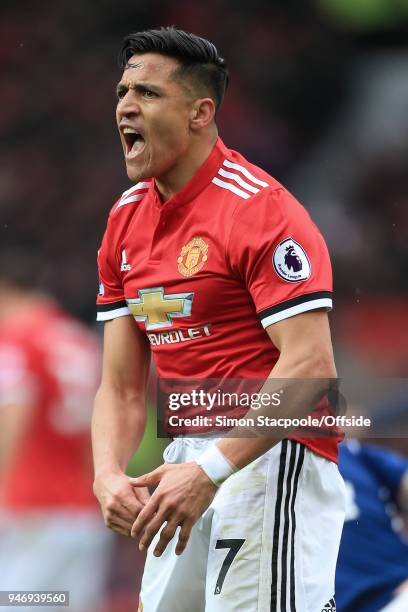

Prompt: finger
[
  {"left": 129, "top": 466, "right": 164, "bottom": 488},
  {"left": 131, "top": 496, "right": 160, "bottom": 539},
  {"left": 105, "top": 513, "right": 133, "bottom": 532},
  {"left": 138, "top": 512, "right": 170, "bottom": 552},
  {"left": 109, "top": 522, "right": 132, "bottom": 537},
  {"left": 121, "top": 498, "right": 144, "bottom": 519},
  {"left": 175, "top": 519, "right": 194, "bottom": 556},
  {"left": 106, "top": 497, "right": 139, "bottom": 522},
  {"left": 133, "top": 486, "right": 151, "bottom": 505},
  {"left": 153, "top": 520, "right": 180, "bottom": 557}
]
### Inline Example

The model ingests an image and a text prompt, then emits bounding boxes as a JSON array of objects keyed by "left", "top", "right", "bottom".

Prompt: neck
[{"left": 155, "top": 127, "right": 218, "bottom": 202}]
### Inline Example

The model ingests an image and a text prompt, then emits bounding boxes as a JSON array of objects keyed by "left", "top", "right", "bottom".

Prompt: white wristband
[{"left": 195, "top": 445, "right": 237, "bottom": 487}]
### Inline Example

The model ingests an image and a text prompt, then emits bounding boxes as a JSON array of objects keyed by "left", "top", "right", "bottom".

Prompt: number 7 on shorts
[{"left": 214, "top": 539, "right": 245, "bottom": 595}]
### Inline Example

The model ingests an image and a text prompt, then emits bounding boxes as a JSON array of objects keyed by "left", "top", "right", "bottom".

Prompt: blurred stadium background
[{"left": 0, "top": 0, "right": 407, "bottom": 610}]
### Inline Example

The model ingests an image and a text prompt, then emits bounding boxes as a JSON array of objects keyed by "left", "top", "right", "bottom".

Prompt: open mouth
[{"left": 123, "top": 127, "right": 146, "bottom": 157}]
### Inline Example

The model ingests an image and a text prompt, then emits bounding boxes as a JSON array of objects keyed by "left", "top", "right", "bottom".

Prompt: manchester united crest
[{"left": 177, "top": 237, "right": 208, "bottom": 277}]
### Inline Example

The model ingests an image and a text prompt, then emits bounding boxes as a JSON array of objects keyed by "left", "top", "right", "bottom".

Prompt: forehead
[{"left": 120, "top": 53, "right": 180, "bottom": 86}]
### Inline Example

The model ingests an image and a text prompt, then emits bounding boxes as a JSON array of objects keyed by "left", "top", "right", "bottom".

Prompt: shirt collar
[{"left": 149, "top": 137, "right": 230, "bottom": 210}]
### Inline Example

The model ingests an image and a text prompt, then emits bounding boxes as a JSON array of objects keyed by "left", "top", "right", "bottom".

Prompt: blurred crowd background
[{"left": 1, "top": 0, "right": 407, "bottom": 610}]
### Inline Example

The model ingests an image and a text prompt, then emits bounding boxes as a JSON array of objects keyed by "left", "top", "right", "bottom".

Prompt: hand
[
  {"left": 93, "top": 471, "right": 151, "bottom": 537},
  {"left": 130, "top": 462, "right": 217, "bottom": 556}
]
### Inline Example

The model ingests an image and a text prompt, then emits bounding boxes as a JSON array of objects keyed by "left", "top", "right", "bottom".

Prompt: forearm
[
  {"left": 92, "top": 385, "right": 147, "bottom": 478},
  {"left": 216, "top": 351, "right": 337, "bottom": 470}
]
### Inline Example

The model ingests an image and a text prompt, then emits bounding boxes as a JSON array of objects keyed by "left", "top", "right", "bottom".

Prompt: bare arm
[
  {"left": 130, "top": 310, "right": 337, "bottom": 555},
  {"left": 217, "top": 309, "right": 337, "bottom": 467},
  {"left": 92, "top": 315, "right": 151, "bottom": 536}
]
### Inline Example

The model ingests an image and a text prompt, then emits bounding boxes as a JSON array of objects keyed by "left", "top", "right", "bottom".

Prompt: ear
[{"left": 189, "top": 98, "right": 216, "bottom": 131}]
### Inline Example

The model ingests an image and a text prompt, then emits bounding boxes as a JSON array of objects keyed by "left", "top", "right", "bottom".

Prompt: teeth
[{"left": 123, "top": 127, "right": 138, "bottom": 134}]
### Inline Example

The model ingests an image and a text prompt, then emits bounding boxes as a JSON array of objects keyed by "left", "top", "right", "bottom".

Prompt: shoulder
[
  {"left": 109, "top": 180, "right": 151, "bottom": 215},
  {"left": 98, "top": 181, "right": 151, "bottom": 266},
  {"left": 214, "top": 149, "right": 306, "bottom": 220},
  {"left": 227, "top": 149, "right": 280, "bottom": 189},
  {"left": 101, "top": 181, "right": 151, "bottom": 248},
  {"left": 107, "top": 181, "right": 151, "bottom": 222},
  {"left": 211, "top": 149, "right": 280, "bottom": 203}
]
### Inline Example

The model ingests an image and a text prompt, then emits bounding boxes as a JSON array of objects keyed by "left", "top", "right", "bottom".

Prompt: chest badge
[{"left": 177, "top": 237, "right": 208, "bottom": 277}]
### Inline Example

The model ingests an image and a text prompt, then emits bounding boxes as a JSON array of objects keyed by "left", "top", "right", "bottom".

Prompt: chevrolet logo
[{"left": 127, "top": 287, "right": 193, "bottom": 330}]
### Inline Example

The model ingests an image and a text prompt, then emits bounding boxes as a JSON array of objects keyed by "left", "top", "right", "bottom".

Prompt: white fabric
[
  {"left": 222, "top": 160, "right": 269, "bottom": 187},
  {"left": 139, "top": 438, "right": 345, "bottom": 612},
  {"left": 261, "top": 298, "right": 333, "bottom": 328},
  {"left": 195, "top": 445, "right": 237, "bottom": 487},
  {"left": 217, "top": 168, "right": 260, "bottom": 194},
  {"left": 211, "top": 176, "right": 251, "bottom": 199},
  {"left": 96, "top": 306, "right": 130, "bottom": 321},
  {"left": 116, "top": 192, "right": 146, "bottom": 209}
]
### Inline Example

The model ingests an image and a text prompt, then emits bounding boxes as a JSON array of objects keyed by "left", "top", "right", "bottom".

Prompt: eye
[
  {"left": 116, "top": 86, "right": 127, "bottom": 100},
  {"left": 143, "top": 89, "right": 157, "bottom": 99}
]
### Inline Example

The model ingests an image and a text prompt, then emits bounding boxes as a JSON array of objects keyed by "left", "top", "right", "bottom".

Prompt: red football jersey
[
  {"left": 97, "top": 138, "right": 340, "bottom": 462},
  {"left": 0, "top": 301, "right": 100, "bottom": 509}
]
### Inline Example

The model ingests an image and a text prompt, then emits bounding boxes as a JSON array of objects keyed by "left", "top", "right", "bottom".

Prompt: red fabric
[
  {"left": 0, "top": 302, "right": 100, "bottom": 508},
  {"left": 97, "top": 138, "right": 340, "bottom": 462}
]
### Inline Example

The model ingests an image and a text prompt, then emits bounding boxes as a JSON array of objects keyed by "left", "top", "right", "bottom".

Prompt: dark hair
[{"left": 119, "top": 26, "right": 229, "bottom": 112}]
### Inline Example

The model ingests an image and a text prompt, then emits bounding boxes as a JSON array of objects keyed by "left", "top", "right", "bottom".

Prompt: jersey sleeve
[
  {"left": 227, "top": 187, "right": 333, "bottom": 329},
  {"left": 96, "top": 210, "right": 130, "bottom": 322}
]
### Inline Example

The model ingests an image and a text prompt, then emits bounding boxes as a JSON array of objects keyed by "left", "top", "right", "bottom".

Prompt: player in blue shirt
[{"left": 336, "top": 440, "right": 408, "bottom": 611}]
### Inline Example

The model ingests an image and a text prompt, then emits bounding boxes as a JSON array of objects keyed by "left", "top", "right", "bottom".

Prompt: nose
[{"left": 117, "top": 89, "right": 141, "bottom": 120}]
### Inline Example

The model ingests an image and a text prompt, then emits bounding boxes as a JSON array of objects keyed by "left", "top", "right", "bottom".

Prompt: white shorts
[{"left": 139, "top": 438, "right": 345, "bottom": 612}]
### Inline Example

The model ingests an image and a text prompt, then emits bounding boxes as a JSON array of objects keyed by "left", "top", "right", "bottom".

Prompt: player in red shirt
[
  {"left": 93, "top": 28, "right": 345, "bottom": 612},
  {"left": 0, "top": 249, "right": 111, "bottom": 612}
]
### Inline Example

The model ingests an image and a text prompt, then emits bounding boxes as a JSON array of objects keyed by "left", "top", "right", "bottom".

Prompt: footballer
[{"left": 92, "top": 27, "right": 345, "bottom": 611}]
